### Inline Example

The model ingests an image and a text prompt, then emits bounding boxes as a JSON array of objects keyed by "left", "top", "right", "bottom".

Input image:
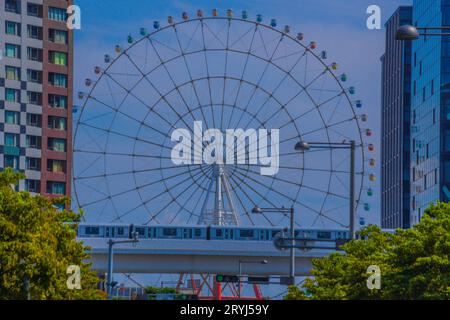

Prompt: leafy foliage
[
  {"left": 145, "top": 286, "right": 177, "bottom": 294},
  {"left": 0, "top": 168, "right": 105, "bottom": 299},
  {"left": 286, "top": 203, "right": 450, "bottom": 300}
]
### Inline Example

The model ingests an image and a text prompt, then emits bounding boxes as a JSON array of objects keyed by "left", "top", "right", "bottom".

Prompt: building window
[
  {"left": 46, "top": 181, "right": 66, "bottom": 195},
  {"left": 48, "top": 7, "right": 68, "bottom": 22},
  {"left": 423, "top": 86, "right": 426, "bottom": 102},
  {"left": 5, "top": 88, "right": 20, "bottom": 103},
  {"left": 27, "top": 91, "right": 42, "bottom": 105},
  {"left": 27, "top": 25, "right": 43, "bottom": 40},
  {"left": 5, "top": 111, "right": 20, "bottom": 125},
  {"left": 5, "top": 0, "right": 21, "bottom": 13},
  {"left": 26, "top": 157, "right": 41, "bottom": 171},
  {"left": 26, "top": 135, "right": 41, "bottom": 149},
  {"left": 27, "top": 2, "right": 43, "bottom": 17},
  {"left": 25, "top": 179, "right": 40, "bottom": 193},
  {"left": 5, "top": 66, "right": 20, "bottom": 81},
  {"left": 48, "top": 94, "right": 68, "bottom": 108},
  {"left": 5, "top": 133, "right": 20, "bottom": 147},
  {"left": 27, "top": 69, "right": 42, "bottom": 83},
  {"left": 49, "top": 51, "right": 67, "bottom": 66},
  {"left": 419, "top": 61, "right": 422, "bottom": 76},
  {"left": 48, "top": 72, "right": 68, "bottom": 87},
  {"left": 26, "top": 113, "right": 42, "bottom": 127},
  {"left": 4, "top": 155, "right": 20, "bottom": 170},
  {"left": 5, "top": 43, "right": 21, "bottom": 58},
  {"left": 413, "top": 81, "right": 416, "bottom": 96},
  {"left": 431, "top": 79, "right": 434, "bottom": 95},
  {"left": 5, "top": 21, "right": 21, "bottom": 36},
  {"left": 49, "top": 29, "right": 68, "bottom": 44},
  {"left": 48, "top": 116, "right": 67, "bottom": 130},
  {"left": 48, "top": 138, "right": 66, "bottom": 152},
  {"left": 47, "top": 159, "right": 66, "bottom": 173},
  {"left": 27, "top": 47, "right": 43, "bottom": 62}
]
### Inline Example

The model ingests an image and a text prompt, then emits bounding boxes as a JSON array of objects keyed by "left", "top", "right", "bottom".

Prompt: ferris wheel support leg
[
  {"left": 221, "top": 170, "right": 240, "bottom": 225},
  {"left": 176, "top": 274, "right": 185, "bottom": 293},
  {"left": 213, "top": 279, "right": 222, "bottom": 300},
  {"left": 253, "top": 284, "right": 263, "bottom": 300}
]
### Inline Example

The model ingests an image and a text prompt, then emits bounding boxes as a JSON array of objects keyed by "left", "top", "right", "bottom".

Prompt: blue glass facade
[
  {"left": 410, "top": 0, "right": 450, "bottom": 225},
  {"left": 381, "top": 6, "right": 412, "bottom": 229}
]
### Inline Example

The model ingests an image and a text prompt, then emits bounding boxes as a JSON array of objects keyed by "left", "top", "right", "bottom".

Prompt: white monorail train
[{"left": 76, "top": 224, "right": 351, "bottom": 241}]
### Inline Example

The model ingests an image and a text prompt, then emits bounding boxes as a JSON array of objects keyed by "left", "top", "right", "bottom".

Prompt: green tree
[
  {"left": 145, "top": 286, "right": 177, "bottom": 294},
  {"left": 0, "top": 168, "right": 105, "bottom": 300},
  {"left": 286, "top": 202, "right": 450, "bottom": 300}
]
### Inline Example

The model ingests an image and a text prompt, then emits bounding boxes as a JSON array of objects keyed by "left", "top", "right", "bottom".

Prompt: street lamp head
[
  {"left": 252, "top": 205, "right": 263, "bottom": 214},
  {"left": 395, "top": 25, "right": 419, "bottom": 41},
  {"left": 294, "top": 141, "right": 310, "bottom": 151}
]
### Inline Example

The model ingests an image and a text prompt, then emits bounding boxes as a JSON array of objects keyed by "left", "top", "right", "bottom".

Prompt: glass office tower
[
  {"left": 410, "top": 0, "right": 450, "bottom": 225},
  {"left": 381, "top": 6, "right": 412, "bottom": 229}
]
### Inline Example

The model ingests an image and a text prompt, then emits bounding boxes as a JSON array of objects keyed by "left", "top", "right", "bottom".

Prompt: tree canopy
[
  {"left": 286, "top": 202, "right": 450, "bottom": 300},
  {"left": 0, "top": 168, "right": 105, "bottom": 299}
]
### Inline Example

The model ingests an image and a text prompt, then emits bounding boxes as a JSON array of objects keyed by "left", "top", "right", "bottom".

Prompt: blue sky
[{"left": 73, "top": 0, "right": 412, "bottom": 226}]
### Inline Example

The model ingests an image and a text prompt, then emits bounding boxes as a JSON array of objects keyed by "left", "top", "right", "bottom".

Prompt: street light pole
[
  {"left": 107, "top": 239, "right": 114, "bottom": 299},
  {"left": 237, "top": 259, "right": 268, "bottom": 299},
  {"left": 349, "top": 140, "right": 356, "bottom": 239},
  {"left": 396, "top": 25, "right": 450, "bottom": 40},
  {"left": 252, "top": 205, "right": 294, "bottom": 285},
  {"left": 295, "top": 140, "right": 356, "bottom": 239},
  {"left": 107, "top": 228, "right": 139, "bottom": 300},
  {"left": 289, "top": 207, "right": 295, "bottom": 285}
]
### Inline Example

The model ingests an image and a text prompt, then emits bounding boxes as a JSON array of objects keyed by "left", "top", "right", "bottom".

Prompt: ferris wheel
[{"left": 73, "top": 9, "right": 376, "bottom": 230}]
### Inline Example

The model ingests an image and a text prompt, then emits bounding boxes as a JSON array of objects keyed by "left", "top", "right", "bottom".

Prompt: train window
[
  {"left": 195, "top": 229, "right": 201, "bottom": 237},
  {"left": 183, "top": 229, "right": 192, "bottom": 239},
  {"left": 136, "top": 227, "right": 145, "bottom": 235},
  {"left": 216, "top": 229, "right": 223, "bottom": 237},
  {"left": 163, "top": 228, "right": 177, "bottom": 236},
  {"left": 117, "top": 227, "right": 124, "bottom": 236},
  {"left": 317, "top": 231, "right": 331, "bottom": 239},
  {"left": 239, "top": 229, "right": 254, "bottom": 238},
  {"left": 85, "top": 226, "right": 99, "bottom": 235}
]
